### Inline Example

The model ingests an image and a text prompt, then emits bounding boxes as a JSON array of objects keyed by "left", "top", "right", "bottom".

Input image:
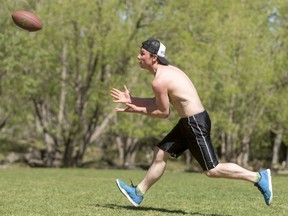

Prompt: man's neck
[{"left": 150, "top": 63, "right": 160, "bottom": 75}]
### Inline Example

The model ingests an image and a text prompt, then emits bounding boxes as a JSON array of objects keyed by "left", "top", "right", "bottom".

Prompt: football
[{"left": 11, "top": 11, "right": 42, "bottom": 32}]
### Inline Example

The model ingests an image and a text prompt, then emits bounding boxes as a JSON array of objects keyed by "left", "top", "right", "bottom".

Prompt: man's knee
[
  {"left": 153, "top": 147, "right": 168, "bottom": 163},
  {"left": 205, "top": 165, "right": 219, "bottom": 178},
  {"left": 205, "top": 169, "right": 214, "bottom": 178}
]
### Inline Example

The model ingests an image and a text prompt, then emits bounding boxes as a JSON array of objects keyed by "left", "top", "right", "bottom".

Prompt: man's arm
[
  {"left": 110, "top": 84, "right": 170, "bottom": 118},
  {"left": 110, "top": 85, "right": 155, "bottom": 106}
]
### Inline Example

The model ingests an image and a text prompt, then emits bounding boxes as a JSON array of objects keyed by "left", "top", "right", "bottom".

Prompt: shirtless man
[{"left": 110, "top": 39, "right": 272, "bottom": 207}]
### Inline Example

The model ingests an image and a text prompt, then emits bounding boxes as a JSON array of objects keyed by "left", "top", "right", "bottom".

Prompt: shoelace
[
  {"left": 130, "top": 179, "right": 143, "bottom": 198},
  {"left": 130, "top": 179, "right": 136, "bottom": 187}
]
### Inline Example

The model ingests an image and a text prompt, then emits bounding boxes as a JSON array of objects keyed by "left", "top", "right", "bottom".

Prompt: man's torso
[{"left": 154, "top": 65, "right": 205, "bottom": 117}]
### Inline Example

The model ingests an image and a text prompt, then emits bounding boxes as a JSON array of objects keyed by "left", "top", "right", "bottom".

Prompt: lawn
[{"left": 0, "top": 168, "right": 287, "bottom": 216}]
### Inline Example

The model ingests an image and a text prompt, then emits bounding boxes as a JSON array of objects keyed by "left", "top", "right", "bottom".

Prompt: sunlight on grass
[{"left": 0, "top": 168, "right": 287, "bottom": 216}]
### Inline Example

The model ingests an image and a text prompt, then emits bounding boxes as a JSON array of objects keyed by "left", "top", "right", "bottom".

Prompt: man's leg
[
  {"left": 205, "top": 162, "right": 257, "bottom": 182},
  {"left": 206, "top": 163, "right": 273, "bottom": 205},
  {"left": 116, "top": 147, "right": 169, "bottom": 206},
  {"left": 137, "top": 147, "right": 169, "bottom": 193}
]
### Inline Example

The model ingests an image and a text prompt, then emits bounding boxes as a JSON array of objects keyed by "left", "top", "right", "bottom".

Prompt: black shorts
[{"left": 157, "top": 110, "right": 218, "bottom": 171}]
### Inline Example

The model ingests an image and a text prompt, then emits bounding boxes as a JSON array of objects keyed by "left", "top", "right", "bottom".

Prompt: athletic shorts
[{"left": 157, "top": 110, "right": 219, "bottom": 171}]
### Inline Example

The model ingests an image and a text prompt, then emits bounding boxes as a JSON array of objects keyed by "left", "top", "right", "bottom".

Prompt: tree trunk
[
  {"left": 33, "top": 99, "right": 57, "bottom": 167},
  {"left": 63, "top": 141, "right": 75, "bottom": 167},
  {"left": 73, "top": 112, "right": 114, "bottom": 166},
  {"left": 44, "top": 132, "right": 56, "bottom": 167},
  {"left": 126, "top": 137, "right": 140, "bottom": 168},
  {"left": 185, "top": 150, "right": 192, "bottom": 165},
  {"left": 220, "top": 132, "right": 226, "bottom": 161},
  {"left": 237, "top": 135, "right": 250, "bottom": 167},
  {"left": 286, "top": 147, "right": 288, "bottom": 170},
  {"left": 272, "top": 126, "right": 283, "bottom": 165},
  {"left": 116, "top": 135, "right": 139, "bottom": 168},
  {"left": 226, "top": 132, "right": 234, "bottom": 161},
  {"left": 226, "top": 96, "right": 236, "bottom": 162},
  {"left": 116, "top": 136, "right": 125, "bottom": 167},
  {"left": 58, "top": 43, "right": 68, "bottom": 137}
]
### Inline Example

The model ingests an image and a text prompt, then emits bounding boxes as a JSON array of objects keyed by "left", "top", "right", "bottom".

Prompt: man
[{"left": 110, "top": 39, "right": 272, "bottom": 207}]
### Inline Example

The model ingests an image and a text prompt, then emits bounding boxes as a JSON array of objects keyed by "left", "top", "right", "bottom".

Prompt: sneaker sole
[
  {"left": 267, "top": 169, "right": 273, "bottom": 205},
  {"left": 116, "top": 179, "right": 139, "bottom": 207}
]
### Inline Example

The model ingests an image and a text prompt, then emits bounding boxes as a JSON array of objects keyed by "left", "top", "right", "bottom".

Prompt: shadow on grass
[{"left": 95, "top": 204, "right": 231, "bottom": 216}]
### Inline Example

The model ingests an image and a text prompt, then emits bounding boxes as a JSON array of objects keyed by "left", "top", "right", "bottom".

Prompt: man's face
[{"left": 137, "top": 48, "right": 155, "bottom": 69}]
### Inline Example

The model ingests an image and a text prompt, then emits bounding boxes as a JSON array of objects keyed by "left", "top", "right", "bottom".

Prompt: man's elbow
[
  {"left": 161, "top": 114, "right": 169, "bottom": 119},
  {"left": 159, "top": 110, "right": 170, "bottom": 119}
]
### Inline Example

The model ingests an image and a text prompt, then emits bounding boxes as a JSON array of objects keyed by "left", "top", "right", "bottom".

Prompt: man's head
[{"left": 141, "top": 39, "right": 169, "bottom": 65}]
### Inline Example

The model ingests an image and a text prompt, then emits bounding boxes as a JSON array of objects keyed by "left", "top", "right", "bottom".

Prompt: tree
[
  {"left": 267, "top": 0, "right": 288, "bottom": 169},
  {"left": 142, "top": 0, "right": 287, "bottom": 167},
  {"left": 1, "top": 0, "right": 287, "bottom": 170},
  {"left": 27, "top": 0, "right": 143, "bottom": 167}
]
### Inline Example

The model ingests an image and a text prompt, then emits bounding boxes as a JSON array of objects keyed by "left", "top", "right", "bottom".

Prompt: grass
[{"left": 0, "top": 168, "right": 287, "bottom": 216}]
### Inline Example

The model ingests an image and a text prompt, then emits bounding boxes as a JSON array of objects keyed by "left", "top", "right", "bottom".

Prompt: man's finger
[
  {"left": 123, "top": 85, "right": 129, "bottom": 93},
  {"left": 115, "top": 108, "right": 126, "bottom": 112},
  {"left": 110, "top": 88, "right": 121, "bottom": 95}
]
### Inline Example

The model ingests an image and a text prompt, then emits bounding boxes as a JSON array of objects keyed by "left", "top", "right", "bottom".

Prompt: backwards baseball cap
[{"left": 141, "top": 39, "right": 169, "bottom": 65}]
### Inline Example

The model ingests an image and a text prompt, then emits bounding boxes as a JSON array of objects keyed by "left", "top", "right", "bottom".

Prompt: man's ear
[{"left": 152, "top": 54, "right": 158, "bottom": 63}]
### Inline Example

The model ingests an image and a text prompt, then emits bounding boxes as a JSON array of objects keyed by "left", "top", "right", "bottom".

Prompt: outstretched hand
[
  {"left": 114, "top": 103, "right": 141, "bottom": 113},
  {"left": 110, "top": 86, "right": 144, "bottom": 113},
  {"left": 110, "top": 85, "right": 132, "bottom": 104}
]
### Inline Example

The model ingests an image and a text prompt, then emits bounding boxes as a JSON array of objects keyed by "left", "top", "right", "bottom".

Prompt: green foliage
[{"left": 0, "top": 0, "right": 287, "bottom": 166}]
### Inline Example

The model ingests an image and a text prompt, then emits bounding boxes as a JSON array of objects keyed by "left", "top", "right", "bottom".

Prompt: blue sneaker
[
  {"left": 116, "top": 179, "right": 143, "bottom": 207},
  {"left": 254, "top": 169, "right": 273, "bottom": 205}
]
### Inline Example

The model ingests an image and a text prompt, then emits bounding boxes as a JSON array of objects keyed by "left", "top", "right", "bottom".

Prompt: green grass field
[{"left": 0, "top": 168, "right": 287, "bottom": 216}]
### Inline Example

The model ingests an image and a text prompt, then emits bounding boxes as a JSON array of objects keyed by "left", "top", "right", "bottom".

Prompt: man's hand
[
  {"left": 111, "top": 86, "right": 145, "bottom": 114},
  {"left": 110, "top": 85, "right": 132, "bottom": 104},
  {"left": 114, "top": 103, "right": 144, "bottom": 113}
]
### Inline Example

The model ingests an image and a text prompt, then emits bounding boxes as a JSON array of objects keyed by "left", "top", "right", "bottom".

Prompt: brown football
[{"left": 12, "top": 11, "right": 42, "bottom": 32}]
